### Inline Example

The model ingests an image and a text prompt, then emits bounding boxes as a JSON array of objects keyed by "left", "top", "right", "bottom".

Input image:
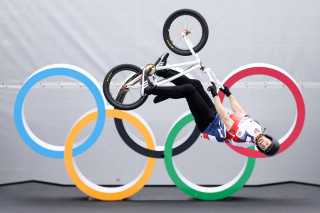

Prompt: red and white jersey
[{"left": 224, "top": 113, "right": 261, "bottom": 147}]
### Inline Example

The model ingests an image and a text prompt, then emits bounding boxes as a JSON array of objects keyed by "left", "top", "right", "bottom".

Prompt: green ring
[{"left": 164, "top": 113, "right": 256, "bottom": 200}]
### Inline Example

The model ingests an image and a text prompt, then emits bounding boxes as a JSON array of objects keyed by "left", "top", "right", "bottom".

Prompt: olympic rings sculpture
[{"left": 14, "top": 63, "right": 305, "bottom": 201}]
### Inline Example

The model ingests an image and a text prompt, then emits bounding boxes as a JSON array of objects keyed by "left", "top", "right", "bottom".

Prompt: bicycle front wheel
[
  {"left": 163, "top": 9, "right": 209, "bottom": 56},
  {"left": 103, "top": 64, "right": 148, "bottom": 110}
]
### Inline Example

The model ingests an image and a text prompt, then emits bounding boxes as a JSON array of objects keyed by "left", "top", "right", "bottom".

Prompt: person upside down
[{"left": 143, "top": 53, "right": 280, "bottom": 157}]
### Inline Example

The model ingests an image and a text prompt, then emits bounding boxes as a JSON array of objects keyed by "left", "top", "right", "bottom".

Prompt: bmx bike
[{"left": 103, "top": 9, "right": 223, "bottom": 110}]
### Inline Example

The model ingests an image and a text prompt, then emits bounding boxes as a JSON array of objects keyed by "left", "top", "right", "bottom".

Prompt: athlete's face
[{"left": 255, "top": 135, "right": 272, "bottom": 151}]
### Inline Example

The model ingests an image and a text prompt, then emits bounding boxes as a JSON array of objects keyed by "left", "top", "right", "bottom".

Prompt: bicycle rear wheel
[
  {"left": 103, "top": 64, "right": 148, "bottom": 110},
  {"left": 163, "top": 9, "right": 209, "bottom": 56}
]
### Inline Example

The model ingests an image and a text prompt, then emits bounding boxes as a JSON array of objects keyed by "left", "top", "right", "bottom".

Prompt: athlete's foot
[
  {"left": 158, "top": 52, "right": 169, "bottom": 66},
  {"left": 155, "top": 52, "right": 169, "bottom": 67},
  {"left": 155, "top": 52, "right": 169, "bottom": 77},
  {"left": 141, "top": 69, "right": 155, "bottom": 96},
  {"left": 153, "top": 95, "right": 168, "bottom": 104}
]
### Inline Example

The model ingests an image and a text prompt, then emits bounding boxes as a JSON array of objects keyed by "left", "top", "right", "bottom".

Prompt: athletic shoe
[
  {"left": 157, "top": 52, "right": 169, "bottom": 67},
  {"left": 155, "top": 53, "right": 170, "bottom": 77},
  {"left": 154, "top": 52, "right": 169, "bottom": 67},
  {"left": 141, "top": 69, "right": 155, "bottom": 96}
]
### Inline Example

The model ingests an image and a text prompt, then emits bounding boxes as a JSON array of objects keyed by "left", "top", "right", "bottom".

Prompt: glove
[
  {"left": 220, "top": 86, "right": 232, "bottom": 97},
  {"left": 207, "top": 84, "right": 218, "bottom": 97}
]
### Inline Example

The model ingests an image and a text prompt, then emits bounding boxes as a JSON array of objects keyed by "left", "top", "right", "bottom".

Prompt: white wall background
[{"left": 0, "top": 0, "right": 319, "bottom": 185}]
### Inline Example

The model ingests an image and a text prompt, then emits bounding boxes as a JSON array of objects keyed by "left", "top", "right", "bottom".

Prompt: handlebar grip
[{"left": 211, "top": 81, "right": 224, "bottom": 89}]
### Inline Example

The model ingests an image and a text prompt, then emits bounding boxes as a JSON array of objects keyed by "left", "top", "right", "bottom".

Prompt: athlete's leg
[
  {"left": 150, "top": 84, "right": 215, "bottom": 132},
  {"left": 156, "top": 69, "right": 216, "bottom": 114}
]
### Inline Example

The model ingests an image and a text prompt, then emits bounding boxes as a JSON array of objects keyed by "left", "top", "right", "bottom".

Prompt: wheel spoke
[
  {"left": 107, "top": 69, "right": 143, "bottom": 106},
  {"left": 168, "top": 14, "right": 204, "bottom": 51}
]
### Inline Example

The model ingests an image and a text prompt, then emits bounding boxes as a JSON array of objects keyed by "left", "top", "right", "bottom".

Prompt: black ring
[{"left": 114, "top": 117, "right": 200, "bottom": 158}]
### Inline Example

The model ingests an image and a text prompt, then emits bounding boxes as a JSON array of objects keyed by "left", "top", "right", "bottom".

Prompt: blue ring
[{"left": 14, "top": 67, "right": 106, "bottom": 158}]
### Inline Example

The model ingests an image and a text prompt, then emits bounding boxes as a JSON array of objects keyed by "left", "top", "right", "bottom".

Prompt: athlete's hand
[
  {"left": 220, "top": 86, "right": 232, "bottom": 97},
  {"left": 207, "top": 84, "right": 218, "bottom": 97}
]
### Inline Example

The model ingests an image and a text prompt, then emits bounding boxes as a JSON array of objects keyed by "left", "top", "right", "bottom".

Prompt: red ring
[{"left": 218, "top": 66, "right": 305, "bottom": 158}]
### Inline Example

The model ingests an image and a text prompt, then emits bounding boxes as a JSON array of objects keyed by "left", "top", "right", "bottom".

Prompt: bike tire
[
  {"left": 163, "top": 9, "right": 209, "bottom": 56},
  {"left": 103, "top": 64, "right": 148, "bottom": 110}
]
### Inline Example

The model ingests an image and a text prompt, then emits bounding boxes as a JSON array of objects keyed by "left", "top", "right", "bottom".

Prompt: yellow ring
[{"left": 64, "top": 109, "right": 156, "bottom": 201}]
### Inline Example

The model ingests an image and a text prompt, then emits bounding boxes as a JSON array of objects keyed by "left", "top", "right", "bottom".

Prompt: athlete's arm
[
  {"left": 220, "top": 86, "right": 245, "bottom": 115},
  {"left": 228, "top": 95, "right": 246, "bottom": 115},
  {"left": 213, "top": 96, "right": 234, "bottom": 131},
  {"left": 208, "top": 84, "right": 234, "bottom": 131}
]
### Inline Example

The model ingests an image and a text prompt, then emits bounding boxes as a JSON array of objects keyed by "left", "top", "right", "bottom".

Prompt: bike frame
[{"left": 126, "top": 31, "right": 224, "bottom": 90}]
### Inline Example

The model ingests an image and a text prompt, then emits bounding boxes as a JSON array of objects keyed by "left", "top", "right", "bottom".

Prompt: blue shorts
[{"left": 202, "top": 114, "right": 226, "bottom": 143}]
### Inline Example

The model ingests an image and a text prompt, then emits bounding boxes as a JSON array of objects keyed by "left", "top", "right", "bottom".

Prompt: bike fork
[
  {"left": 182, "top": 31, "right": 224, "bottom": 89},
  {"left": 203, "top": 67, "right": 224, "bottom": 89}
]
